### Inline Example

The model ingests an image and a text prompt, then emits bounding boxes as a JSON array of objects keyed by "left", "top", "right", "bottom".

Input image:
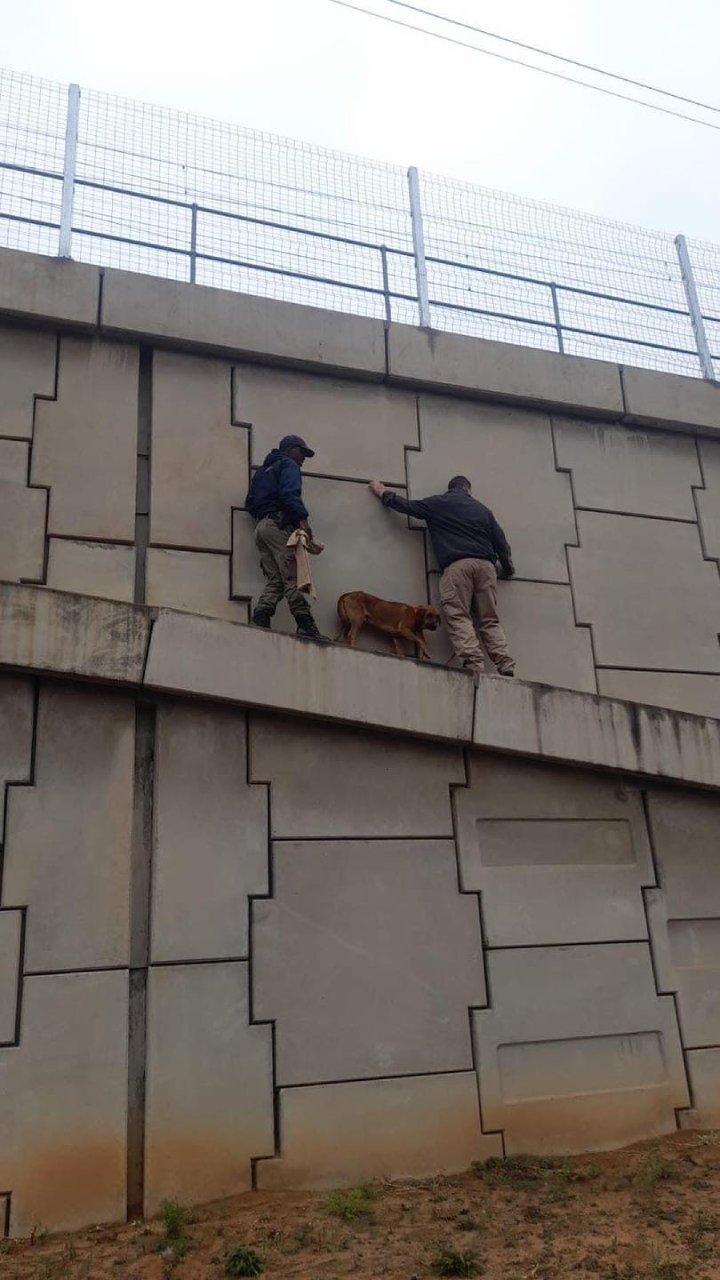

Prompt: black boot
[
  {"left": 295, "top": 613, "right": 322, "bottom": 641},
  {"left": 251, "top": 607, "right": 273, "bottom": 629}
]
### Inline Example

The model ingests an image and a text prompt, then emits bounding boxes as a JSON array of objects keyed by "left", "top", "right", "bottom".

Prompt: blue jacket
[
  {"left": 382, "top": 488, "right": 512, "bottom": 571},
  {"left": 245, "top": 449, "right": 309, "bottom": 528}
]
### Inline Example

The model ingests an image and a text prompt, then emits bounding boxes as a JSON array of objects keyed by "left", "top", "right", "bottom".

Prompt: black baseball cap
[{"left": 279, "top": 434, "right": 315, "bottom": 458}]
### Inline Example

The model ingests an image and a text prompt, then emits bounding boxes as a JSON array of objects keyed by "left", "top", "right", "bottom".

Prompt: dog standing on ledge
[{"left": 336, "top": 591, "right": 441, "bottom": 660}]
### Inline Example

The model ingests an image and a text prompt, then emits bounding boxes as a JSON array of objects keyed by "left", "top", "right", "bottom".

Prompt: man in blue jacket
[
  {"left": 246, "top": 435, "right": 321, "bottom": 639},
  {"left": 369, "top": 474, "right": 515, "bottom": 677}
]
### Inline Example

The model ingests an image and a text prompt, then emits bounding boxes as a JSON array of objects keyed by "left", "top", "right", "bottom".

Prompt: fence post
[
  {"left": 549, "top": 283, "right": 564, "bottom": 354},
  {"left": 58, "top": 83, "right": 81, "bottom": 259},
  {"left": 675, "top": 234, "right": 715, "bottom": 381},
  {"left": 407, "top": 166, "right": 431, "bottom": 328}
]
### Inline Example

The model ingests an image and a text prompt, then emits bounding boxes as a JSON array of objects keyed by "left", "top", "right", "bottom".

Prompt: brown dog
[{"left": 336, "top": 591, "right": 441, "bottom": 660}]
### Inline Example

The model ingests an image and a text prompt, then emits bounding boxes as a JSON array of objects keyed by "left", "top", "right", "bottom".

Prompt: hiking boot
[
  {"left": 495, "top": 665, "right": 515, "bottom": 678},
  {"left": 251, "top": 607, "right": 273, "bottom": 629},
  {"left": 295, "top": 613, "right": 322, "bottom": 641}
]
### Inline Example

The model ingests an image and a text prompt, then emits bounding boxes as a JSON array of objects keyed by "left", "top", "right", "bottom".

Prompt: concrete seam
[
  {"left": 691, "top": 440, "right": 720, "bottom": 663},
  {"left": 133, "top": 346, "right": 153, "bottom": 605},
  {"left": 574, "top": 506, "right": 699, "bottom": 526},
  {"left": 549, "top": 415, "right": 599, "bottom": 691},
  {"left": 274, "top": 1066, "right": 481, "bottom": 1090},
  {"left": 1, "top": 1194, "right": 10, "bottom": 1239},
  {"left": 96, "top": 269, "right": 105, "bottom": 331},
  {"left": 0, "top": 679, "right": 40, "bottom": 1048}
]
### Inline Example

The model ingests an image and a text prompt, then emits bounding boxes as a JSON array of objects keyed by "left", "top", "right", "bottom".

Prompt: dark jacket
[
  {"left": 382, "top": 488, "right": 512, "bottom": 572},
  {"left": 245, "top": 449, "right": 309, "bottom": 528}
]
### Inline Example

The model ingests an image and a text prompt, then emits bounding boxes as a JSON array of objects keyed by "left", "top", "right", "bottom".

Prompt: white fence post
[
  {"left": 407, "top": 166, "right": 431, "bottom": 328},
  {"left": 675, "top": 234, "right": 715, "bottom": 381},
  {"left": 58, "top": 83, "right": 81, "bottom": 259}
]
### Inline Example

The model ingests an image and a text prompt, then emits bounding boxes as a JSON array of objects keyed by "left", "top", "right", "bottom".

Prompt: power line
[
  {"left": 330, "top": 0, "right": 720, "bottom": 134},
  {"left": 384, "top": 0, "right": 720, "bottom": 118}
]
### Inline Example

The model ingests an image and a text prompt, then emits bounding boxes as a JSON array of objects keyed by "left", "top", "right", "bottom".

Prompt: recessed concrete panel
[
  {"left": 0, "top": 969, "right": 128, "bottom": 1237},
  {"left": 101, "top": 268, "right": 386, "bottom": 375},
  {"left": 46, "top": 539, "right": 135, "bottom": 603},
  {"left": 144, "top": 961, "right": 274, "bottom": 1215},
  {"left": 410, "top": 397, "right": 576, "bottom": 582},
  {"left": 597, "top": 670, "right": 720, "bottom": 719},
  {"left": 249, "top": 713, "right": 463, "bottom": 837},
  {"left": 0, "top": 440, "right": 46, "bottom": 582},
  {"left": 387, "top": 323, "right": 624, "bottom": 415},
  {"left": 146, "top": 547, "right": 247, "bottom": 623},
  {"left": 0, "top": 675, "right": 34, "bottom": 830},
  {"left": 151, "top": 351, "right": 246, "bottom": 551},
  {"left": 254, "top": 839, "right": 484, "bottom": 1085},
  {"left": 681, "top": 1049, "right": 720, "bottom": 1129},
  {"left": 696, "top": 439, "right": 720, "bottom": 561},
  {"left": 0, "top": 248, "right": 101, "bottom": 330},
  {"left": 152, "top": 703, "right": 267, "bottom": 963},
  {"left": 0, "top": 323, "right": 56, "bottom": 440},
  {"left": 456, "top": 754, "right": 652, "bottom": 946},
  {"left": 0, "top": 910, "right": 22, "bottom": 1044},
  {"left": 474, "top": 943, "right": 689, "bottom": 1154},
  {"left": 554, "top": 419, "right": 701, "bottom": 518},
  {"left": 2, "top": 685, "right": 134, "bottom": 971},
  {"left": 623, "top": 365, "right": 720, "bottom": 433},
  {"left": 0, "top": 583, "right": 151, "bottom": 684},
  {"left": 31, "top": 337, "right": 138, "bottom": 540},
  {"left": 258, "top": 1073, "right": 502, "bottom": 1190},
  {"left": 570, "top": 511, "right": 720, "bottom": 670},
  {"left": 233, "top": 475, "right": 428, "bottom": 645},
  {"left": 234, "top": 364, "right": 418, "bottom": 483},
  {"left": 428, "top": 574, "right": 596, "bottom": 691}
]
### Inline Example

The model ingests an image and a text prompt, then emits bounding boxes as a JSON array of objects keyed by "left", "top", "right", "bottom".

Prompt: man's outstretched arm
[{"left": 369, "top": 479, "right": 433, "bottom": 521}]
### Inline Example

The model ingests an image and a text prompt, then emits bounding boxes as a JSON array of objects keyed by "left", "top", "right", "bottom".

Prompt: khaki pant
[
  {"left": 439, "top": 558, "right": 514, "bottom": 674},
  {"left": 255, "top": 517, "right": 312, "bottom": 619}
]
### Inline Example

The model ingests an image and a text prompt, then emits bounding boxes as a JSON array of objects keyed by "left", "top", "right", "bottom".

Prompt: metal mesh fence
[{"left": 0, "top": 66, "right": 716, "bottom": 379}]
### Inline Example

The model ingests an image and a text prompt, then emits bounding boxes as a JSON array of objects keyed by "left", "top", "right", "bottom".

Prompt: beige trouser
[
  {"left": 439, "top": 557, "right": 514, "bottom": 674},
  {"left": 255, "top": 517, "right": 312, "bottom": 619}
]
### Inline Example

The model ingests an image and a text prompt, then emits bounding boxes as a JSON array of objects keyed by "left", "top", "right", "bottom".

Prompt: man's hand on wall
[{"left": 369, "top": 480, "right": 386, "bottom": 498}]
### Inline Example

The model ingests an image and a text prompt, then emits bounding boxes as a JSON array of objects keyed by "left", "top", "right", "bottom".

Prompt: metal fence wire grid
[{"left": 1, "top": 68, "right": 719, "bottom": 380}]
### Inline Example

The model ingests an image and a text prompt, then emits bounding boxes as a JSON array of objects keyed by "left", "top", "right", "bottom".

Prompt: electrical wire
[
  {"left": 330, "top": 0, "right": 720, "bottom": 134},
  {"left": 383, "top": 0, "right": 720, "bottom": 117}
]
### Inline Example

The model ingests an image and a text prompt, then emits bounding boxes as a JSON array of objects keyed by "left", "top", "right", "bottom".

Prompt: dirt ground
[{"left": 5, "top": 1131, "right": 720, "bottom": 1280}]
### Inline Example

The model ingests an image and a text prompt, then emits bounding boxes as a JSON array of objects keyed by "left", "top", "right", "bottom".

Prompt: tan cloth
[
  {"left": 439, "top": 557, "right": 514, "bottom": 674},
  {"left": 255, "top": 517, "right": 312, "bottom": 619},
  {"left": 286, "top": 528, "right": 323, "bottom": 598}
]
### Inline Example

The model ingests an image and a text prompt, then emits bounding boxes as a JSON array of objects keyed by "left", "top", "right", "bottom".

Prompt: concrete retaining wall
[{"left": 2, "top": 247, "right": 720, "bottom": 1237}]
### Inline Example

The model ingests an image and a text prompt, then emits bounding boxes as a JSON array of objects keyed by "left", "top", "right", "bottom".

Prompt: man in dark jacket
[
  {"left": 246, "top": 434, "right": 321, "bottom": 639},
  {"left": 369, "top": 474, "right": 515, "bottom": 676}
]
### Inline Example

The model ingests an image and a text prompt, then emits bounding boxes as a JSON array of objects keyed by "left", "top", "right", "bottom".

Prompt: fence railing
[{"left": 1, "top": 68, "right": 719, "bottom": 381}]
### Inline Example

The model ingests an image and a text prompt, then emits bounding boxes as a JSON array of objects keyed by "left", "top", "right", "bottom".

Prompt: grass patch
[
  {"left": 326, "top": 1184, "right": 377, "bottom": 1222},
  {"left": 433, "top": 1245, "right": 482, "bottom": 1276},
  {"left": 224, "top": 1244, "right": 265, "bottom": 1277},
  {"left": 158, "top": 1199, "right": 191, "bottom": 1256},
  {"left": 632, "top": 1154, "right": 678, "bottom": 1191}
]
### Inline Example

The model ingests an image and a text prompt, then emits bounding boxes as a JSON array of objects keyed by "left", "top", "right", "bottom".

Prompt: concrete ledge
[
  {"left": 100, "top": 269, "right": 386, "bottom": 378},
  {"left": 387, "top": 324, "right": 624, "bottom": 417},
  {"left": 622, "top": 366, "right": 720, "bottom": 434},
  {"left": 0, "top": 247, "right": 101, "bottom": 330},
  {"left": 3, "top": 582, "right": 720, "bottom": 789}
]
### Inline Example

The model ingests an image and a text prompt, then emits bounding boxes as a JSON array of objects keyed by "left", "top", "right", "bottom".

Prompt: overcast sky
[{"left": 3, "top": 0, "right": 720, "bottom": 242}]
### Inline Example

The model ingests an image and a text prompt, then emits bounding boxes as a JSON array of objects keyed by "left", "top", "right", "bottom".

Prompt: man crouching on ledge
[{"left": 369, "top": 474, "right": 516, "bottom": 678}]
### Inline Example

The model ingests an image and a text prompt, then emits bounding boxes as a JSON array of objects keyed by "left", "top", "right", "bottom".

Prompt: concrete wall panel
[
  {"left": 696, "top": 438, "right": 720, "bottom": 561},
  {"left": 2, "top": 685, "right": 134, "bottom": 971},
  {"left": 474, "top": 943, "right": 688, "bottom": 1154},
  {"left": 0, "top": 324, "right": 56, "bottom": 440},
  {"left": 146, "top": 547, "right": 247, "bottom": 622},
  {"left": 682, "top": 1049, "right": 720, "bottom": 1129},
  {"left": 151, "top": 351, "right": 246, "bottom": 551},
  {"left": 0, "top": 675, "right": 35, "bottom": 831},
  {"left": 259, "top": 1073, "right": 501, "bottom": 1190},
  {"left": 152, "top": 703, "right": 267, "bottom": 963},
  {"left": 234, "top": 364, "right": 418, "bottom": 483},
  {"left": 410, "top": 397, "right": 575, "bottom": 582},
  {"left": 597, "top": 670, "right": 720, "bottom": 719},
  {"left": 249, "top": 713, "right": 463, "bottom": 837},
  {"left": 570, "top": 511, "right": 720, "bottom": 670},
  {"left": 46, "top": 539, "right": 135, "bottom": 602},
  {"left": 31, "top": 337, "right": 137, "bottom": 540},
  {"left": 0, "top": 440, "right": 46, "bottom": 582},
  {"left": 233, "top": 475, "right": 428, "bottom": 646},
  {"left": 554, "top": 419, "right": 701, "bottom": 518},
  {"left": 457, "top": 754, "right": 652, "bottom": 947},
  {"left": 0, "top": 248, "right": 101, "bottom": 330},
  {"left": 623, "top": 365, "right": 720, "bottom": 432},
  {"left": 254, "top": 839, "right": 484, "bottom": 1085},
  {"left": 144, "top": 962, "right": 274, "bottom": 1214},
  {"left": 0, "top": 910, "right": 22, "bottom": 1043},
  {"left": 0, "top": 970, "right": 128, "bottom": 1237}
]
